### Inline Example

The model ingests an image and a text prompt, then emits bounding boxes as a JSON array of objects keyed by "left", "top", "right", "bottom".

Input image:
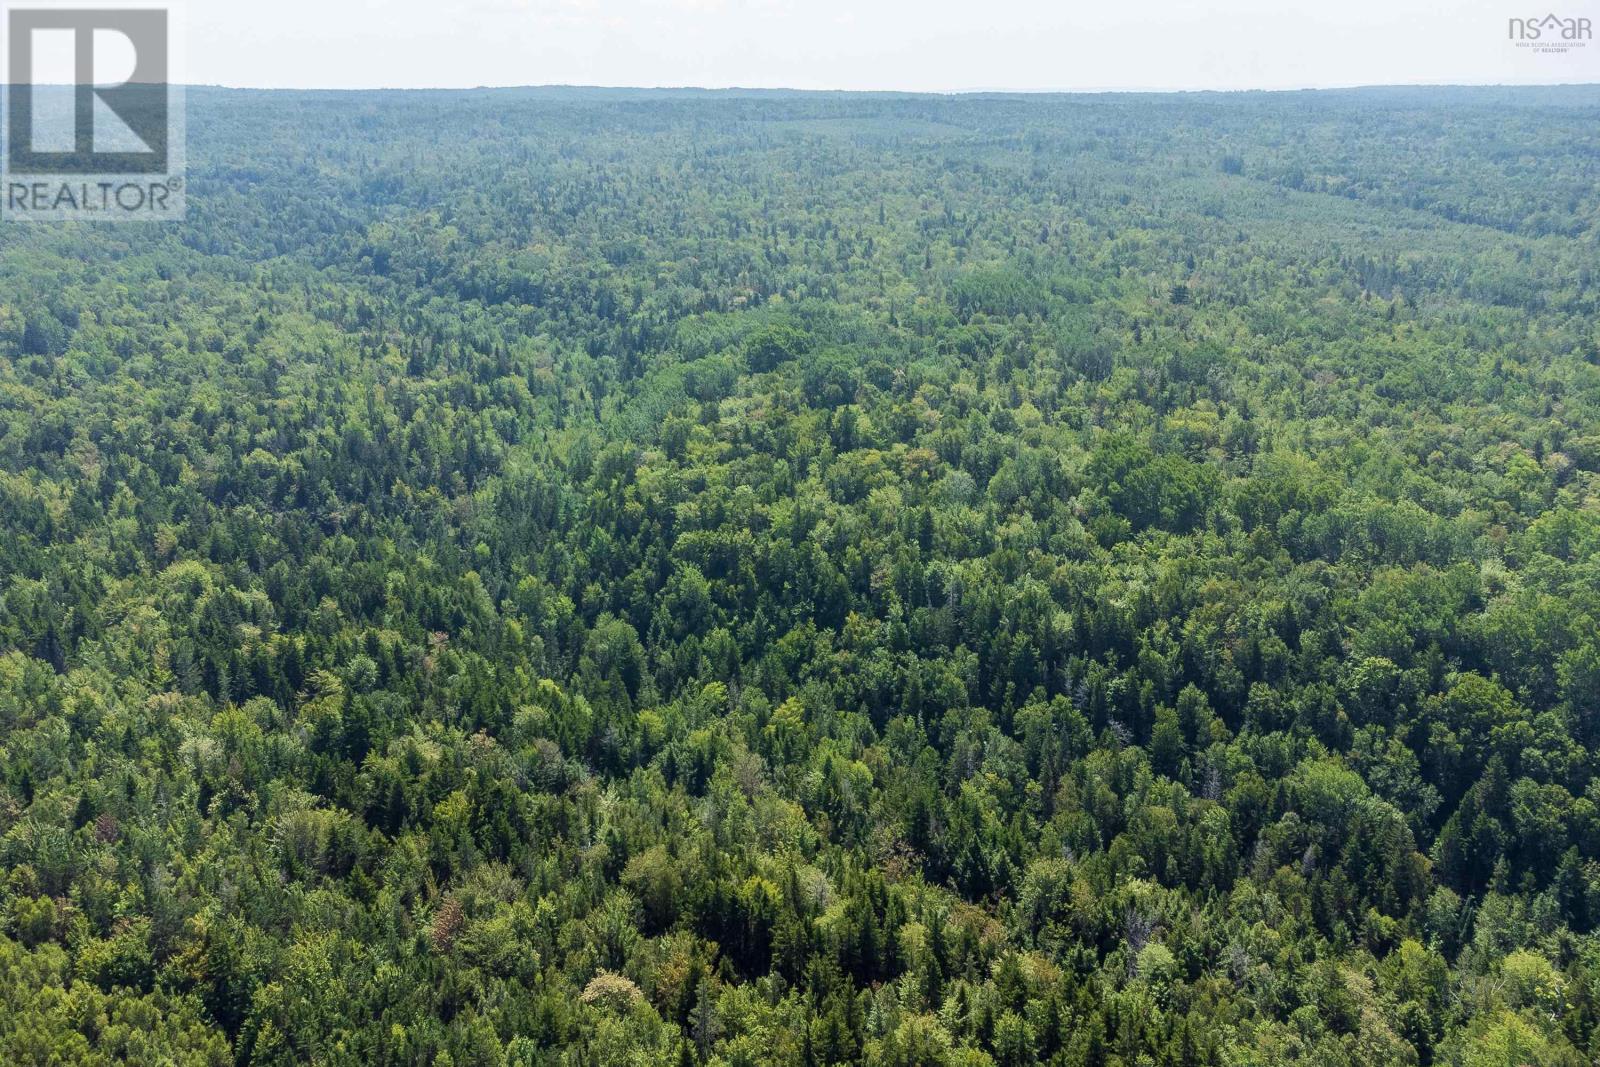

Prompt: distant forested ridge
[{"left": 2, "top": 84, "right": 1600, "bottom": 1066}]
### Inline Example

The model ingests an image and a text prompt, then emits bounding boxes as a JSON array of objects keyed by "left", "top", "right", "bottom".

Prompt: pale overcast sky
[{"left": 184, "top": 0, "right": 1599, "bottom": 91}]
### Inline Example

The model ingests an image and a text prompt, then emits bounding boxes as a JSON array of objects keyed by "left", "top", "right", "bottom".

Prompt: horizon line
[{"left": 72, "top": 78, "right": 1600, "bottom": 96}]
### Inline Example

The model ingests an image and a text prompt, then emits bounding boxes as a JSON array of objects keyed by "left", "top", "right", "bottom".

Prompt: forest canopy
[{"left": 1, "top": 84, "right": 1600, "bottom": 1066}]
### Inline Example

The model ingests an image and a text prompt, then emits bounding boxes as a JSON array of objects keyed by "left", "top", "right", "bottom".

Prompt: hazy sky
[{"left": 183, "top": 0, "right": 1599, "bottom": 91}]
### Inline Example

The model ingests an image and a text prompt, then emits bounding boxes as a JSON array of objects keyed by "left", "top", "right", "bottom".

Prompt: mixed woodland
[{"left": 2, "top": 85, "right": 1600, "bottom": 1065}]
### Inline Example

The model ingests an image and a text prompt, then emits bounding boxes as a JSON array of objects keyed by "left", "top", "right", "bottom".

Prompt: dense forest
[{"left": 2, "top": 84, "right": 1600, "bottom": 1065}]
